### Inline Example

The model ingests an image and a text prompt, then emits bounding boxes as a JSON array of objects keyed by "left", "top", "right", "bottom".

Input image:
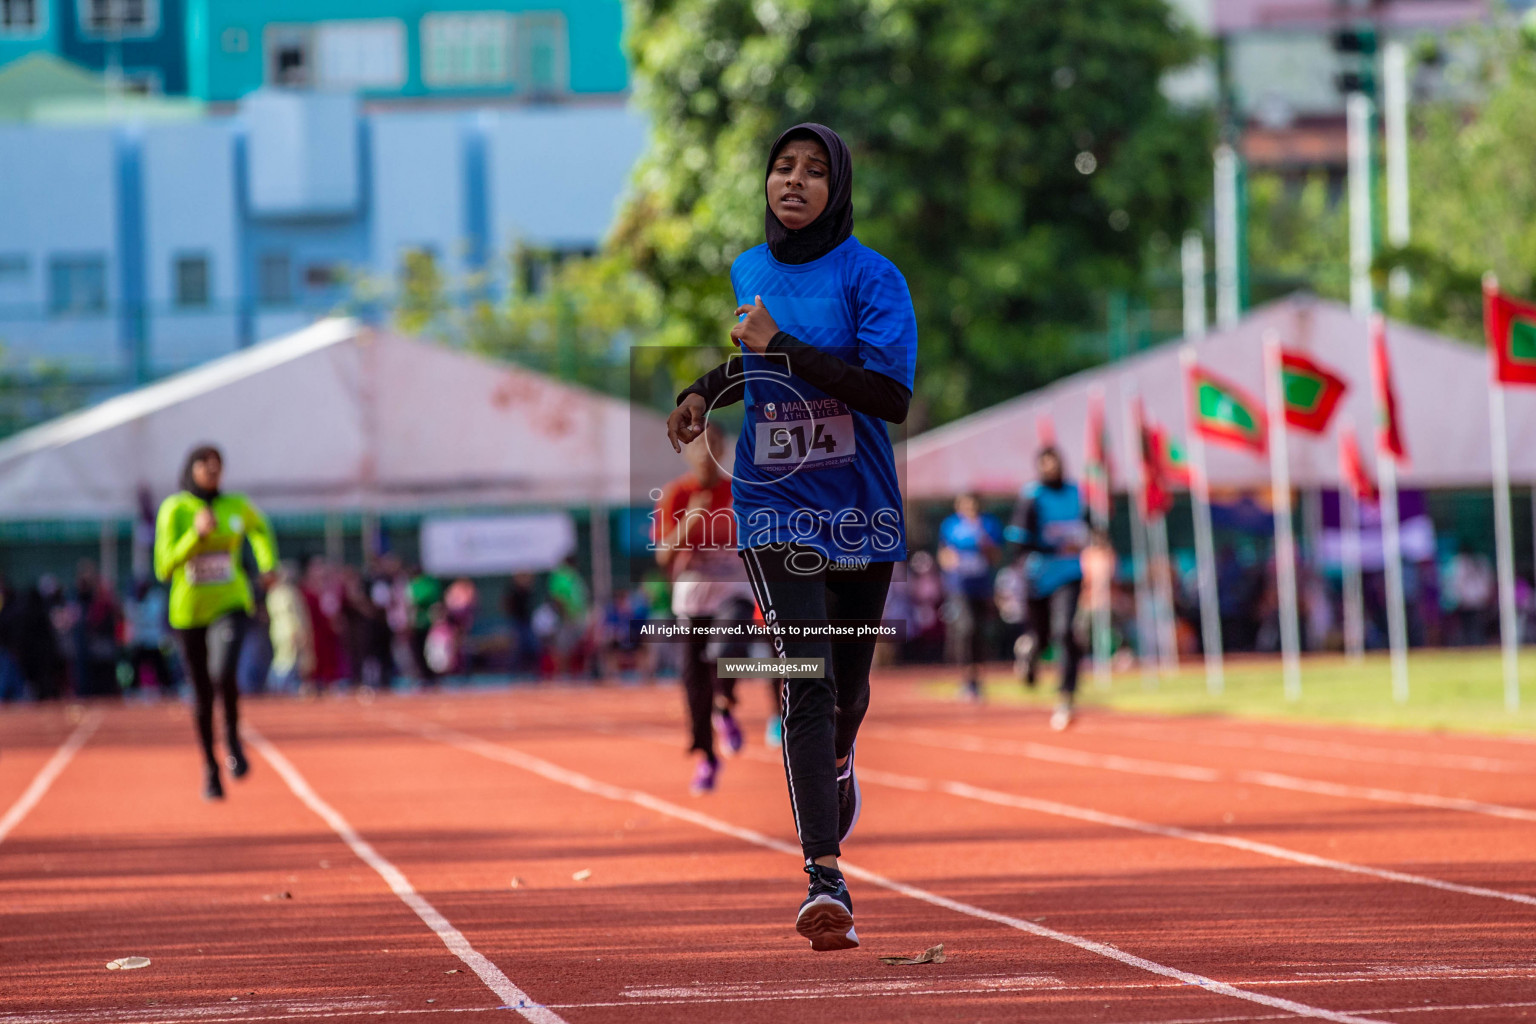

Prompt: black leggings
[
  {"left": 176, "top": 614, "right": 248, "bottom": 771},
  {"left": 1025, "top": 582, "right": 1083, "bottom": 698},
  {"left": 740, "top": 544, "right": 893, "bottom": 862},
  {"left": 680, "top": 615, "right": 738, "bottom": 764},
  {"left": 962, "top": 594, "right": 992, "bottom": 679}
]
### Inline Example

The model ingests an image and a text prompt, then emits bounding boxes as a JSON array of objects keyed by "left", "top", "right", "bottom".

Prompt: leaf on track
[
  {"left": 509, "top": 877, "right": 524, "bottom": 889},
  {"left": 105, "top": 957, "right": 151, "bottom": 971},
  {"left": 572, "top": 869, "right": 593, "bottom": 882},
  {"left": 263, "top": 891, "right": 293, "bottom": 901},
  {"left": 879, "top": 944, "right": 946, "bottom": 966}
]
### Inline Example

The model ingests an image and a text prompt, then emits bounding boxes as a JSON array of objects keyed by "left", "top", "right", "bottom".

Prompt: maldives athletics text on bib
[{"left": 752, "top": 398, "right": 857, "bottom": 472}]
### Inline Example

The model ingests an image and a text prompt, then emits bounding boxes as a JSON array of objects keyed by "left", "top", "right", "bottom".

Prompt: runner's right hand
[
  {"left": 667, "top": 394, "right": 708, "bottom": 452},
  {"left": 194, "top": 508, "right": 216, "bottom": 537}
]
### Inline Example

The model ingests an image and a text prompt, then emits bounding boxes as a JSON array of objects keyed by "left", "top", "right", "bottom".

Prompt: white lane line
[
  {"left": 0, "top": 1005, "right": 490, "bottom": 1024},
  {"left": 245, "top": 729, "right": 566, "bottom": 1024},
  {"left": 387, "top": 716, "right": 1390, "bottom": 1024},
  {"left": 1094, "top": 722, "right": 1531, "bottom": 775},
  {"left": 877, "top": 726, "right": 1536, "bottom": 824},
  {"left": 874, "top": 726, "right": 1223, "bottom": 782},
  {"left": 851, "top": 767, "right": 1536, "bottom": 909},
  {"left": 1239, "top": 771, "right": 1536, "bottom": 823},
  {"left": 614, "top": 727, "right": 1536, "bottom": 911},
  {"left": 0, "top": 715, "right": 100, "bottom": 847}
]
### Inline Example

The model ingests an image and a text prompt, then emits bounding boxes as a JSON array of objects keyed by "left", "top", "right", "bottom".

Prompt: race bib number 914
[{"left": 753, "top": 399, "right": 857, "bottom": 472}]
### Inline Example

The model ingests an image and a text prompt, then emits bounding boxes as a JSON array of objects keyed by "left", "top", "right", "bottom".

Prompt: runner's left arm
[
  {"left": 242, "top": 498, "right": 279, "bottom": 575},
  {"left": 763, "top": 333, "right": 912, "bottom": 423}
]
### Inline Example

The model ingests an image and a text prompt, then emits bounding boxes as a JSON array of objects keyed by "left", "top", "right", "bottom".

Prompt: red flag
[
  {"left": 1369, "top": 313, "right": 1407, "bottom": 463},
  {"left": 1036, "top": 412, "right": 1057, "bottom": 448},
  {"left": 1484, "top": 279, "right": 1536, "bottom": 388},
  {"left": 1279, "top": 349, "right": 1349, "bottom": 434},
  {"left": 1083, "top": 393, "right": 1112, "bottom": 521},
  {"left": 1135, "top": 399, "right": 1173, "bottom": 519},
  {"left": 1339, "top": 429, "right": 1377, "bottom": 503}
]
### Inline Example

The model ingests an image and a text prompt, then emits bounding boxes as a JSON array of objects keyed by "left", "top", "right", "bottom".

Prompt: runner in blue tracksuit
[
  {"left": 666, "top": 123, "right": 916, "bottom": 952},
  {"left": 1005, "top": 446, "right": 1089, "bottom": 730}
]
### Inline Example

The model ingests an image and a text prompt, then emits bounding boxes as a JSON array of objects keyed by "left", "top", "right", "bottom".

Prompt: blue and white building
[{"left": 0, "top": 90, "right": 645, "bottom": 386}]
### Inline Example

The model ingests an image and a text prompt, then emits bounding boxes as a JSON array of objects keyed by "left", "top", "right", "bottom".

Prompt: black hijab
[
  {"left": 180, "top": 444, "right": 222, "bottom": 503},
  {"left": 764, "top": 123, "right": 854, "bottom": 265}
]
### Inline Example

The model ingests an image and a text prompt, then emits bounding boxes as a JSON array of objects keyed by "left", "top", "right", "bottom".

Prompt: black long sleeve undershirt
[{"left": 677, "top": 331, "right": 912, "bottom": 424}]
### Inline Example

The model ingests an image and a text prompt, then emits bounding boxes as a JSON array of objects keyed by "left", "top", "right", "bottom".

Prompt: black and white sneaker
[
  {"left": 796, "top": 863, "right": 858, "bottom": 951},
  {"left": 226, "top": 742, "right": 249, "bottom": 780},
  {"left": 837, "top": 746, "right": 861, "bottom": 844},
  {"left": 203, "top": 765, "right": 225, "bottom": 801}
]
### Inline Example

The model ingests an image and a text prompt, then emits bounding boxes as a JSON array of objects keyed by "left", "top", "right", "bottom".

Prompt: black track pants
[
  {"left": 680, "top": 616, "right": 738, "bottom": 764},
  {"left": 740, "top": 544, "right": 894, "bottom": 862},
  {"left": 176, "top": 614, "right": 248, "bottom": 772},
  {"left": 1026, "top": 582, "right": 1083, "bottom": 698}
]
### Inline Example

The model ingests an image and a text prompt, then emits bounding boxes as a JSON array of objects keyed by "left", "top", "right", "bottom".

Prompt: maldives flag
[
  {"left": 1484, "top": 280, "right": 1536, "bottom": 388},
  {"left": 1339, "top": 428, "right": 1377, "bottom": 503},
  {"left": 1135, "top": 399, "right": 1173, "bottom": 519},
  {"left": 1280, "top": 349, "right": 1348, "bottom": 434},
  {"left": 1160, "top": 431, "right": 1193, "bottom": 486},
  {"left": 1369, "top": 313, "right": 1408, "bottom": 462},
  {"left": 1083, "top": 393, "right": 1111, "bottom": 521},
  {"left": 1188, "top": 364, "right": 1266, "bottom": 454}
]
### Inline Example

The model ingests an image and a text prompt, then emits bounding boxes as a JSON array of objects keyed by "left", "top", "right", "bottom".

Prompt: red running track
[{"left": 3, "top": 676, "right": 1536, "bottom": 1023}]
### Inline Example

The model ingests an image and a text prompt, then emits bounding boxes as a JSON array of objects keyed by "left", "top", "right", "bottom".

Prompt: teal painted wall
[
  {"left": 186, "top": 0, "right": 626, "bottom": 102},
  {"left": 0, "top": 0, "right": 62, "bottom": 72}
]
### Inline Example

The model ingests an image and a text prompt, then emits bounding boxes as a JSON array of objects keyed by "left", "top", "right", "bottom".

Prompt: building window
[
  {"left": 49, "top": 256, "right": 107, "bottom": 315},
  {"left": 422, "top": 12, "right": 514, "bottom": 88},
  {"left": 79, "top": 0, "right": 159, "bottom": 38},
  {"left": 266, "top": 20, "right": 406, "bottom": 91},
  {"left": 304, "top": 263, "right": 342, "bottom": 289},
  {"left": 518, "top": 12, "right": 568, "bottom": 95},
  {"left": 266, "top": 25, "right": 310, "bottom": 86},
  {"left": 0, "top": 253, "right": 27, "bottom": 283},
  {"left": 258, "top": 253, "right": 292, "bottom": 305},
  {"left": 0, "top": 0, "right": 40, "bottom": 34},
  {"left": 174, "top": 254, "right": 210, "bottom": 308}
]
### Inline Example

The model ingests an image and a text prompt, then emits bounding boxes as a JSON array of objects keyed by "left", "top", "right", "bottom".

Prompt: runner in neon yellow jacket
[
  {"left": 155, "top": 445, "right": 277, "bottom": 800},
  {"left": 154, "top": 490, "right": 277, "bottom": 628}
]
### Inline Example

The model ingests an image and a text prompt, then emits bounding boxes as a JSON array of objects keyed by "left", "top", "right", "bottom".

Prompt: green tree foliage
[
  {"left": 1380, "top": 18, "right": 1536, "bottom": 340},
  {"left": 0, "top": 346, "right": 88, "bottom": 439},
  {"left": 1246, "top": 173, "right": 1349, "bottom": 308},
  {"left": 616, "top": 0, "right": 1212, "bottom": 425},
  {"left": 1242, "top": 19, "right": 1536, "bottom": 344}
]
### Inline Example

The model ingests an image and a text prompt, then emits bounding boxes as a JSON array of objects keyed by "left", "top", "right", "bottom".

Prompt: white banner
[{"left": 420, "top": 513, "right": 576, "bottom": 577}]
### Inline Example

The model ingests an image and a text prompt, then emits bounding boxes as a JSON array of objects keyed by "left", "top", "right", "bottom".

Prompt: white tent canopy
[
  {"left": 902, "top": 295, "right": 1536, "bottom": 500},
  {"left": 0, "top": 318, "right": 683, "bottom": 520}
]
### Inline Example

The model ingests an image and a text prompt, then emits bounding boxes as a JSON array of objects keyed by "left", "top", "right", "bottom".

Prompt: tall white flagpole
[
  {"left": 1383, "top": 39, "right": 1411, "bottom": 300},
  {"left": 1183, "top": 230, "right": 1208, "bottom": 340},
  {"left": 1264, "top": 334, "right": 1303, "bottom": 700},
  {"left": 1149, "top": 513, "right": 1181, "bottom": 674},
  {"left": 1089, "top": 386, "right": 1113, "bottom": 691},
  {"left": 1181, "top": 344, "right": 1224, "bottom": 695},
  {"left": 1377, "top": 447, "right": 1410, "bottom": 702},
  {"left": 1119, "top": 387, "right": 1160, "bottom": 686},
  {"left": 1370, "top": 314, "right": 1411, "bottom": 703},
  {"left": 1213, "top": 147, "right": 1241, "bottom": 330},
  {"left": 1486, "top": 276, "right": 1520, "bottom": 711},
  {"left": 1347, "top": 93, "right": 1374, "bottom": 318},
  {"left": 1489, "top": 382, "right": 1520, "bottom": 711},
  {"left": 1339, "top": 424, "right": 1366, "bottom": 662}
]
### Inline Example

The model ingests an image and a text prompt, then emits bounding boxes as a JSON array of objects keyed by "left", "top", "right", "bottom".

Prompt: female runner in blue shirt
[{"left": 667, "top": 123, "right": 917, "bottom": 952}]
